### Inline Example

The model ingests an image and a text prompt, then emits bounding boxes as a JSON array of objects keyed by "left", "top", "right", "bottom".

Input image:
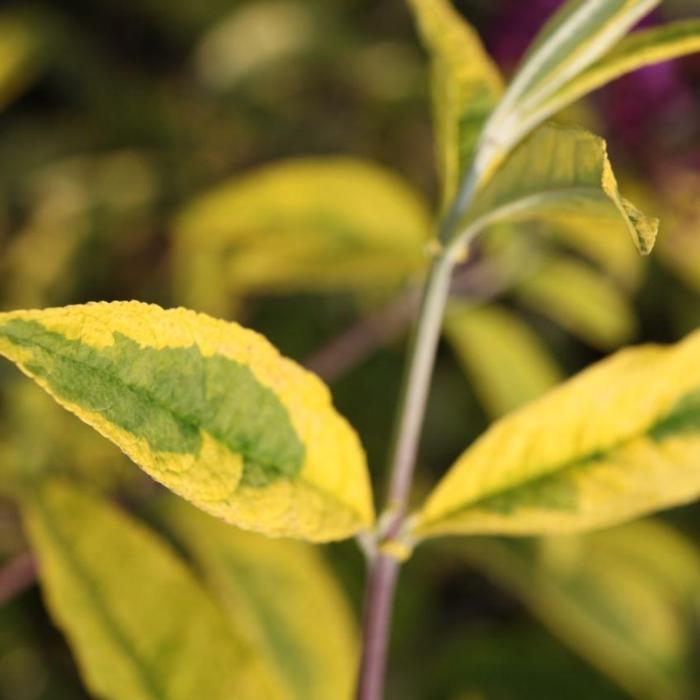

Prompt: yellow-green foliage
[
  {"left": 444, "top": 303, "right": 562, "bottom": 418},
  {"left": 0, "top": 151, "right": 155, "bottom": 310},
  {"left": 542, "top": 211, "right": 645, "bottom": 291},
  {"left": 655, "top": 168, "right": 700, "bottom": 294},
  {"left": 406, "top": 0, "right": 502, "bottom": 205},
  {"left": 478, "top": 0, "right": 662, "bottom": 171},
  {"left": 0, "top": 381, "right": 134, "bottom": 496},
  {"left": 5, "top": 2, "right": 700, "bottom": 698},
  {"left": 194, "top": 1, "right": 317, "bottom": 90},
  {"left": 23, "top": 481, "right": 281, "bottom": 700},
  {"left": 0, "top": 13, "right": 39, "bottom": 111},
  {"left": 462, "top": 123, "right": 658, "bottom": 255},
  {"left": 459, "top": 520, "right": 700, "bottom": 700},
  {"left": 173, "top": 157, "right": 431, "bottom": 316},
  {"left": 536, "top": 18, "right": 700, "bottom": 126},
  {"left": 163, "top": 499, "right": 358, "bottom": 700},
  {"left": 0, "top": 302, "right": 374, "bottom": 541},
  {"left": 516, "top": 255, "right": 637, "bottom": 350},
  {"left": 416, "top": 328, "right": 700, "bottom": 538}
]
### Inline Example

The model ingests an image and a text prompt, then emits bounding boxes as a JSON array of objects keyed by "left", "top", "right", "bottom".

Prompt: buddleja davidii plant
[
  {"left": 364, "top": 0, "right": 700, "bottom": 696},
  {"left": 3, "top": 1, "right": 700, "bottom": 700}
]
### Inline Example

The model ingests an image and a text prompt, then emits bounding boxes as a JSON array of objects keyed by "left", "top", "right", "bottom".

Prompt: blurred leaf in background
[
  {"left": 161, "top": 498, "right": 358, "bottom": 700},
  {"left": 457, "top": 520, "right": 700, "bottom": 700},
  {"left": 2, "top": 0, "right": 700, "bottom": 698},
  {"left": 173, "top": 158, "right": 431, "bottom": 317}
]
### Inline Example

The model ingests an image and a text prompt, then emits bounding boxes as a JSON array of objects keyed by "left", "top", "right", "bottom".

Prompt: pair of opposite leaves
[
  {"left": 3, "top": 300, "right": 700, "bottom": 544},
  {"left": 6, "top": 0, "right": 700, "bottom": 541}
]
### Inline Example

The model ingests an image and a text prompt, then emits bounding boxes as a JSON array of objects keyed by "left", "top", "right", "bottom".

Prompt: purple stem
[
  {"left": 355, "top": 554, "right": 400, "bottom": 700},
  {"left": 306, "top": 257, "right": 508, "bottom": 383}
]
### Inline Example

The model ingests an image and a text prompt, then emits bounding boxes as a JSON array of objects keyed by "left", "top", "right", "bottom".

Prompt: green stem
[
  {"left": 385, "top": 253, "right": 457, "bottom": 518},
  {"left": 355, "top": 251, "right": 456, "bottom": 700}
]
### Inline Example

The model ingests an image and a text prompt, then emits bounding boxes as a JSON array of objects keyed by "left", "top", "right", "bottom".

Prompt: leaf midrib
[
  {"left": 4, "top": 328, "right": 366, "bottom": 525},
  {"left": 421, "top": 406, "right": 690, "bottom": 530},
  {"left": 4, "top": 327, "right": 295, "bottom": 479}
]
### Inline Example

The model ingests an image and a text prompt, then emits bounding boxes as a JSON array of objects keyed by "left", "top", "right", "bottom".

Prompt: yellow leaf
[
  {"left": 23, "top": 481, "right": 281, "bottom": 700},
  {"left": 535, "top": 19, "right": 700, "bottom": 128},
  {"left": 162, "top": 498, "right": 358, "bottom": 700},
  {"left": 173, "top": 157, "right": 430, "bottom": 316},
  {"left": 460, "top": 123, "right": 658, "bottom": 256},
  {"left": 516, "top": 255, "right": 637, "bottom": 351},
  {"left": 0, "top": 302, "right": 374, "bottom": 541},
  {"left": 415, "top": 327, "right": 700, "bottom": 538},
  {"left": 458, "top": 520, "right": 700, "bottom": 700},
  {"left": 444, "top": 303, "right": 562, "bottom": 418},
  {"left": 406, "top": 0, "right": 502, "bottom": 205}
]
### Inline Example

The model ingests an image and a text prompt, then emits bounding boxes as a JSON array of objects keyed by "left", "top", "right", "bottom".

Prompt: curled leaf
[{"left": 459, "top": 123, "right": 658, "bottom": 255}]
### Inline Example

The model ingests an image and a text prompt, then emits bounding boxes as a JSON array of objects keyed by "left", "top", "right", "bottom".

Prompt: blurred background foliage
[{"left": 2, "top": 0, "right": 700, "bottom": 698}]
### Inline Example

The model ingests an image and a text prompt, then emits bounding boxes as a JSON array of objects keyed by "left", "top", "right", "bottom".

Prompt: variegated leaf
[
  {"left": 416, "top": 327, "right": 700, "bottom": 538},
  {"left": 23, "top": 481, "right": 281, "bottom": 700},
  {"left": 474, "top": 0, "right": 660, "bottom": 181},
  {"left": 459, "top": 123, "right": 658, "bottom": 255},
  {"left": 163, "top": 498, "right": 357, "bottom": 700},
  {"left": 528, "top": 18, "right": 700, "bottom": 133},
  {"left": 406, "top": 0, "right": 502, "bottom": 205},
  {"left": 173, "top": 157, "right": 430, "bottom": 316},
  {"left": 0, "top": 302, "right": 374, "bottom": 541}
]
